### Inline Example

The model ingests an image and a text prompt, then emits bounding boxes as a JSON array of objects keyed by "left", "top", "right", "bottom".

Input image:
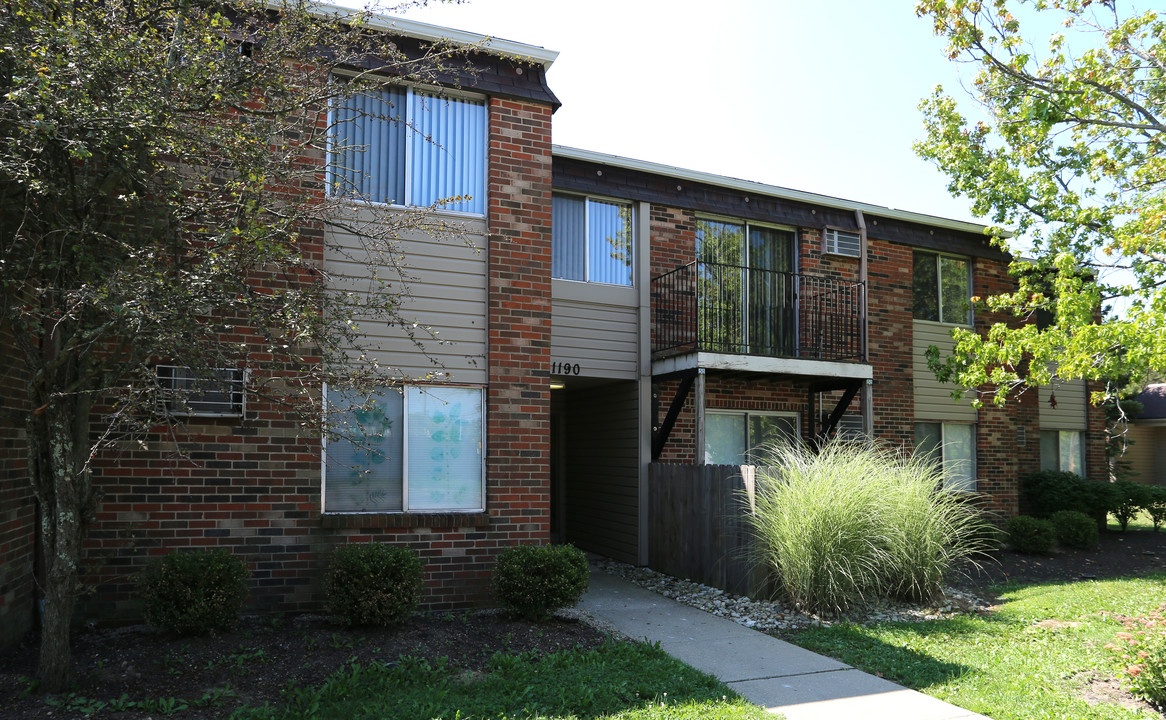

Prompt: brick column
[{"left": 486, "top": 98, "right": 553, "bottom": 546}]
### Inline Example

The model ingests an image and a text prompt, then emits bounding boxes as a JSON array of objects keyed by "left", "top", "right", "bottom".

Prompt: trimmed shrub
[
  {"left": 745, "top": 440, "right": 993, "bottom": 615},
  {"left": 1021, "top": 470, "right": 1113, "bottom": 521},
  {"left": 324, "top": 543, "right": 423, "bottom": 628},
  {"left": 1049, "top": 510, "right": 1099, "bottom": 550},
  {"left": 1005, "top": 515, "right": 1057, "bottom": 554},
  {"left": 1145, "top": 486, "right": 1166, "bottom": 532},
  {"left": 492, "top": 544, "right": 589, "bottom": 621},
  {"left": 1110, "top": 480, "right": 1151, "bottom": 531},
  {"left": 139, "top": 549, "right": 250, "bottom": 636}
]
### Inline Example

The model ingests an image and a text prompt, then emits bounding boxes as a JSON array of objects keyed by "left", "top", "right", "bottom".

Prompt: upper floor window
[
  {"left": 913, "top": 251, "right": 971, "bottom": 325},
  {"left": 329, "top": 84, "right": 486, "bottom": 214},
  {"left": 552, "top": 194, "right": 634, "bottom": 285}
]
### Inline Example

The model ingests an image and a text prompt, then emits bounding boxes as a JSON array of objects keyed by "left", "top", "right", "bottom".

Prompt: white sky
[{"left": 388, "top": 0, "right": 984, "bottom": 223}]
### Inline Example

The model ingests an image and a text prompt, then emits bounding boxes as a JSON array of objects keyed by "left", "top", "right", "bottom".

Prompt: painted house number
[{"left": 550, "top": 361, "right": 581, "bottom": 376}]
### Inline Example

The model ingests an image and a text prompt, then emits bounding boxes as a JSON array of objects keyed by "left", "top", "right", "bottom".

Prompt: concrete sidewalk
[{"left": 577, "top": 570, "right": 991, "bottom": 720}]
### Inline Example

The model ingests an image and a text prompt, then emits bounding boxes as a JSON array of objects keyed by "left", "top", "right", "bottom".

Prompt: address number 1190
[{"left": 550, "top": 361, "right": 581, "bottom": 376}]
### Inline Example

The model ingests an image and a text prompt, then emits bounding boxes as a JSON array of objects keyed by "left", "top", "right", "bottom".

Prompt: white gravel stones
[{"left": 593, "top": 559, "right": 994, "bottom": 633}]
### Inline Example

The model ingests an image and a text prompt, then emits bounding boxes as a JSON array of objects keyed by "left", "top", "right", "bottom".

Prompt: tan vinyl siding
[
  {"left": 912, "top": 320, "right": 977, "bottom": 421},
  {"left": 551, "top": 281, "right": 639, "bottom": 380},
  {"left": 564, "top": 381, "right": 639, "bottom": 563},
  {"left": 1125, "top": 424, "right": 1166, "bottom": 486},
  {"left": 1039, "top": 379, "right": 1087, "bottom": 430},
  {"left": 325, "top": 219, "right": 488, "bottom": 384}
]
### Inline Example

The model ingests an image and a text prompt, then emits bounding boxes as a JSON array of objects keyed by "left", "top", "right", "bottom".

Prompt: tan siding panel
[
  {"left": 1039, "top": 379, "right": 1087, "bottom": 430},
  {"left": 563, "top": 381, "right": 639, "bottom": 563},
  {"left": 325, "top": 222, "right": 488, "bottom": 384},
  {"left": 912, "top": 321, "right": 977, "bottom": 421},
  {"left": 551, "top": 300, "right": 639, "bottom": 379}
]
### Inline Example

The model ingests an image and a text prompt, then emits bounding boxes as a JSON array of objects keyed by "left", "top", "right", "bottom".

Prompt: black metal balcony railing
[{"left": 651, "top": 261, "right": 866, "bottom": 362}]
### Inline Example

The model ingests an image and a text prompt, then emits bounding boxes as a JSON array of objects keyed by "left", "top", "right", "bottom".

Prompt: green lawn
[
  {"left": 1107, "top": 510, "right": 1161, "bottom": 533},
  {"left": 789, "top": 574, "right": 1166, "bottom": 720},
  {"left": 229, "top": 640, "right": 773, "bottom": 720}
]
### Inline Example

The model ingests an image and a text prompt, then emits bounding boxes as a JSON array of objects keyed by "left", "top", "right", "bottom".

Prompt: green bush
[
  {"left": 1021, "top": 470, "right": 1114, "bottom": 521},
  {"left": 1145, "top": 486, "right": 1166, "bottom": 532},
  {"left": 1110, "top": 480, "right": 1151, "bottom": 531},
  {"left": 1005, "top": 515, "right": 1057, "bottom": 554},
  {"left": 745, "top": 440, "right": 993, "bottom": 615},
  {"left": 1049, "top": 510, "right": 1099, "bottom": 549},
  {"left": 138, "top": 549, "right": 250, "bottom": 635},
  {"left": 492, "top": 544, "right": 589, "bottom": 621},
  {"left": 324, "top": 543, "right": 423, "bottom": 627}
]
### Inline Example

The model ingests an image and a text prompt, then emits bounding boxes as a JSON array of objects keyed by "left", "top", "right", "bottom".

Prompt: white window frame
[
  {"left": 156, "top": 365, "right": 246, "bottom": 418},
  {"left": 913, "top": 250, "right": 973, "bottom": 326},
  {"left": 704, "top": 409, "right": 800, "bottom": 465},
  {"left": 822, "top": 227, "right": 861, "bottom": 258},
  {"left": 551, "top": 191, "right": 636, "bottom": 286},
  {"left": 914, "top": 421, "right": 978, "bottom": 492},
  {"left": 326, "top": 78, "right": 488, "bottom": 218},
  {"left": 321, "top": 384, "right": 487, "bottom": 514}
]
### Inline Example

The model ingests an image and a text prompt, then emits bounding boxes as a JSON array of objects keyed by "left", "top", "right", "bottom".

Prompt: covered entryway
[{"left": 550, "top": 378, "right": 640, "bottom": 564}]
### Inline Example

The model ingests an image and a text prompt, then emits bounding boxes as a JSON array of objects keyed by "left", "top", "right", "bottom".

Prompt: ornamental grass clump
[{"left": 746, "top": 439, "right": 992, "bottom": 615}]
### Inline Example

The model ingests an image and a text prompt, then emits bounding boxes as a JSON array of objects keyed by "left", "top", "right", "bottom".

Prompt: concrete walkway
[{"left": 577, "top": 571, "right": 991, "bottom": 720}]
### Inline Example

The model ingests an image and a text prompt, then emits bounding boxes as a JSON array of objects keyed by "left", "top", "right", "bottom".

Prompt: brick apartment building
[{"left": 0, "top": 11, "right": 1105, "bottom": 648}]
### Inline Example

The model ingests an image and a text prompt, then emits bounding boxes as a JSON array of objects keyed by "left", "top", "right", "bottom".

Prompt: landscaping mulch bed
[
  {"left": 957, "top": 528, "right": 1166, "bottom": 598},
  {"left": 1, "top": 529, "right": 1163, "bottom": 720},
  {"left": 0, "top": 609, "right": 607, "bottom": 720}
]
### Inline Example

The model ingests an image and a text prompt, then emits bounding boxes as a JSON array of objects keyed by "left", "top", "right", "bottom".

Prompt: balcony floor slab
[{"left": 652, "top": 352, "right": 873, "bottom": 380}]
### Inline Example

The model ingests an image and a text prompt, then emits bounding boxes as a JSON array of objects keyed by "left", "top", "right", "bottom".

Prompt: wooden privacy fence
[{"left": 647, "top": 463, "right": 775, "bottom": 597}]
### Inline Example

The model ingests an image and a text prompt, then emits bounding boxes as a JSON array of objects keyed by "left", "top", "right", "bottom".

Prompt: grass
[
  {"left": 230, "top": 640, "right": 773, "bottom": 720},
  {"left": 1107, "top": 510, "right": 1159, "bottom": 533},
  {"left": 788, "top": 573, "right": 1166, "bottom": 719}
]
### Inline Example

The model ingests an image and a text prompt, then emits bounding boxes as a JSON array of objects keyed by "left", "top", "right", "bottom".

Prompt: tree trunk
[{"left": 29, "top": 397, "right": 92, "bottom": 693}]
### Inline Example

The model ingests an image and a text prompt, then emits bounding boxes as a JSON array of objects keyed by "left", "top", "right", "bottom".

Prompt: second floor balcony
[{"left": 651, "top": 262, "right": 867, "bottom": 363}]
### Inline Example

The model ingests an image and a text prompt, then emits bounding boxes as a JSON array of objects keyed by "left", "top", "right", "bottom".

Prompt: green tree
[
  {"left": 914, "top": 0, "right": 1166, "bottom": 405},
  {"left": 0, "top": 0, "right": 474, "bottom": 690}
]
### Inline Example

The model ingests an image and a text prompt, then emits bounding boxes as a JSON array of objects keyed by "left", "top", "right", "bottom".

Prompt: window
[
  {"left": 914, "top": 422, "right": 976, "bottom": 491},
  {"left": 913, "top": 251, "right": 971, "bottom": 325},
  {"left": 552, "top": 194, "right": 634, "bottom": 285},
  {"left": 156, "top": 365, "right": 245, "bottom": 417},
  {"left": 1040, "top": 430, "right": 1085, "bottom": 475},
  {"left": 324, "top": 385, "right": 485, "bottom": 513},
  {"left": 705, "top": 411, "right": 799, "bottom": 465},
  {"left": 695, "top": 218, "right": 797, "bottom": 355},
  {"left": 329, "top": 84, "right": 486, "bottom": 214},
  {"left": 823, "top": 227, "right": 861, "bottom": 257}
]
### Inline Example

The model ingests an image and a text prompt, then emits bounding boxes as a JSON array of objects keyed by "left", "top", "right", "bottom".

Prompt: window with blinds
[{"left": 329, "top": 84, "right": 486, "bottom": 214}]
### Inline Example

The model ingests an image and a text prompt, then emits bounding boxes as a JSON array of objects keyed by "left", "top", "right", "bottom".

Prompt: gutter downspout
[{"left": 856, "top": 210, "right": 874, "bottom": 439}]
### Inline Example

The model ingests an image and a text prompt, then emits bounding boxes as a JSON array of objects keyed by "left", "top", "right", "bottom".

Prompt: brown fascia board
[
  {"left": 287, "top": 2, "right": 561, "bottom": 108},
  {"left": 552, "top": 148, "right": 1011, "bottom": 262}
]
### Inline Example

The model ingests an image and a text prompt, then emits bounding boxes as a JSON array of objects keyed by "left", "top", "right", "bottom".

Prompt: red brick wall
[
  {"left": 482, "top": 95, "right": 554, "bottom": 556},
  {"left": 0, "top": 324, "right": 34, "bottom": 651},
  {"left": 68, "top": 94, "right": 556, "bottom": 624}
]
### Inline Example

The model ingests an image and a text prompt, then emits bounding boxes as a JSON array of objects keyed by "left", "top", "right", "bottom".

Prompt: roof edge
[
  {"left": 552, "top": 145, "right": 1007, "bottom": 238},
  {"left": 299, "top": 2, "right": 559, "bottom": 68}
]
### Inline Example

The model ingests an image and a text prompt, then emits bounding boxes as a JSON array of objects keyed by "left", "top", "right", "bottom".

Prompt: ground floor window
[
  {"left": 705, "top": 411, "right": 799, "bottom": 465},
  {"left": 914, "top": 422, "right": 976, "bottom": 492},
  {"left": 324, "top": 385, "right": 485, "bottom": 513},
  {"left": 1040, "top": 429, "right": 1085, "bottom": 475}
]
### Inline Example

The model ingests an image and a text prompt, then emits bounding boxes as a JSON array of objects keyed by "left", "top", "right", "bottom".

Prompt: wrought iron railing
[{"left": 651, "top": 261, "right": 866, "bottom": 362}]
